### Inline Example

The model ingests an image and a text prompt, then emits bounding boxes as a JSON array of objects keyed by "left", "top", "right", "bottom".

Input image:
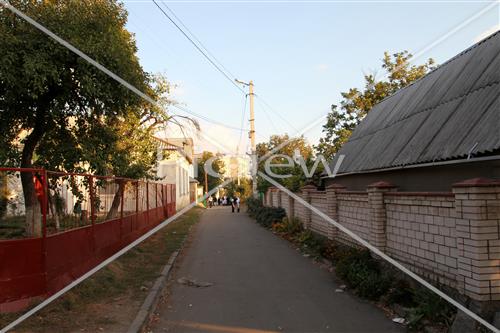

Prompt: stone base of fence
[{"left": 264, "top": 178, "right": 500, "bottom": 304}]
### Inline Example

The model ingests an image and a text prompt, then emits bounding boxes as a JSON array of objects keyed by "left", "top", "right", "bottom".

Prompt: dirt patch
[{"left": 0, "top": 208, "right": 203, "bottom": 333}]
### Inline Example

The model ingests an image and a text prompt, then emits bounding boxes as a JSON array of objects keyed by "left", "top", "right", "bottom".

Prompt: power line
[
  {"left": 255, "top": 94, "right": 298, "bottom": 132},
  {"left": 159, "top": 2, "right": 239, "bottom": 81},
  {"left": 256, "top": 98, "right": 280, "bottom": 133},
  {"left": 172, "top": 104, "right": 249, "bottom": 131},
  {"left": 152, "top": 0, "right": 244, "bottom": 93},
  {"left": 237, "top": 93, "right": 248, "bottom": 151}
]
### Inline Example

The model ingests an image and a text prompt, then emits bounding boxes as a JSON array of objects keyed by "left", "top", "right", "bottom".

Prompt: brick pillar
[
  {"left": 288, "top": 193, "right": 295, "bottom": 219},
  {"left": 301, "top": 184, "right": 316, "bottom": 230},
  {"left": 453, "top": 178, "right": 500, "bottom": 302},
  {"left": 270, "top": 188, "right": 276, "bottom": 207},
  {"left": 367, "top": 181, "right": 397, "bottom": 251},
  {"left": 268, "top": 188, "right": 274, "bottom": 206},
  {"left": 325, "top": 183, "right": 346, "bottom": 240}
]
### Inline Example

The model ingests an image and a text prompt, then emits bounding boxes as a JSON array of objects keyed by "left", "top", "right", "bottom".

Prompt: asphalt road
[{"left": 150, "top": 206, "right": 404, "bottom": 333}]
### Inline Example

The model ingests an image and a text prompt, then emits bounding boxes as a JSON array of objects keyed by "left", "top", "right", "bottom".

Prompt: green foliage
[
  {"left": 406, "top": 288, "right": 455, "bottom": 330},
  {"left": 246, "top": 197, "right": 263, "bottom": 217},
  {"left": 335, "top": 249, "right": 391, "bottom": 300},
  {"left": 224, "top": 177, "right": 252, "bottom": 199},
  {"left": 256, "top": 207, "right": 286, "bottom": 228},
  {"left": 316, "top": 51, "right": 435, "bottom": 160},
  {"left": 273, "top": 217, "right": 303, "bottom": 235},
  {"left": 256, "top": 134, "right": 319, "bottom": 193},
  {"left": 196, "top": 151, "right": 225, "bottom": 192}
]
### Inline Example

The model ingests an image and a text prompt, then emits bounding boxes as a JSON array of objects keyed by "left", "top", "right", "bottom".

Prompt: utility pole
[
  {"left": 248, "top": 81, "right": 257, "bottom": 197},
  {"left": 204, "top": 170, "right": 208, "bottom": 195},
  {"left": 235, "top": 79, "right": 257, "bottom": 197}
]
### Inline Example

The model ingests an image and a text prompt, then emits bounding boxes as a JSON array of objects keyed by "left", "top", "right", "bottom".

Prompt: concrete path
[{"left": 150, "top": 206, "right": 404, "bottom": 333}]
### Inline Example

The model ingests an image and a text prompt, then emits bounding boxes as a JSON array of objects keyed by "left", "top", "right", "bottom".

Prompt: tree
[
  {"left": 195, "top": 151, "right": 225, "bottom": 192},
  {"left": 0, "top": 0, "right": 165, "bottom": 235},
  {"left": 316, "top": 51, "right": 435, "bottom": 160},
  {"left": 224, "top": 177, "right": 252, "bottom": 199},
  {"left": 257, "top": 134, "right": 318, "bottom": 193}
]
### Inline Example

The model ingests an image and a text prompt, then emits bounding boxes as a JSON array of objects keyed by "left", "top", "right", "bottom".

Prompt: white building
[{"left": 155, "top": 137, "right": 194, "bottom": 210}]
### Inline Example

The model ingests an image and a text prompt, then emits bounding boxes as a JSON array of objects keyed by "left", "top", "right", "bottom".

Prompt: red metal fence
[{"left": 0, "top": 168, "right": 175, "bottom": 312}]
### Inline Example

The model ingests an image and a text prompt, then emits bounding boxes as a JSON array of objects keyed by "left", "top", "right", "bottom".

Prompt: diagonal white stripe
[{"left": 259, "top": 171, "right": 500, "bottom": 333}]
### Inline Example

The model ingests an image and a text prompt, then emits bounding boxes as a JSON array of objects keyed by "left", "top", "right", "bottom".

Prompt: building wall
[
  {"left": 327, "top": 158, "right": 500, "bottom": 192},
  {"left": 264, "top": 178, "right": 500, "bottom": 302},
  {"left": 157, "top": 158, "right": 191, "bottom": 210}
]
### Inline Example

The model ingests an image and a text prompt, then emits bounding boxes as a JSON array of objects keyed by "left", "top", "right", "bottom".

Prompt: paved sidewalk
[{"left": 150, "top": 206, "right": 403, "bottom": 333}]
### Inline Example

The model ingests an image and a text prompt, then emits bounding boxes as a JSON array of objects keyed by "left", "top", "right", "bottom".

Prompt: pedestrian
[
  {"left": 236, "top": 196, "right": 240, "bottom": 213},
  {"left": 230, "top": 197, "right": 235, "bottom": 212},
  {"left": 208, "top": 195, "right": 213, "bottom": 208}
]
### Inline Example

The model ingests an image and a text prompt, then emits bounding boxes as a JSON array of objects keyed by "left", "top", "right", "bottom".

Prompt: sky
[{"left": 122, "top": 0, "right": 499, "bottom": 155}]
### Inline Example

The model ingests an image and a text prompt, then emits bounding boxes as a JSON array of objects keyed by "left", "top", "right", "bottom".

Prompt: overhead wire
[
  {"left": 255, "top": 94, "right": 298, "bottom": 132},
  {"left": 237, "top": 93, "right": 248, "bottom": 152},
  {"left": 152, "top": 0, "right": 244, "bottom": 94},
  {"left": 159, "top": 1, "right": 239, "bottom": 81}
]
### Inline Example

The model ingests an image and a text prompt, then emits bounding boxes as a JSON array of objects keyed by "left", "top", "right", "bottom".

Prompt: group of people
[{"left": 207, "top": 195, "right": 240, "bottom": 213}]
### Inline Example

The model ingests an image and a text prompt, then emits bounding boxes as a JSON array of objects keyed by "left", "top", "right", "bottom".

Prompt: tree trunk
[
  {"left": 106, "top": 180, "right": 124, "bottom": 220},
  {"left": 20, "top": 119, "right": 46, "bottom": 237}
]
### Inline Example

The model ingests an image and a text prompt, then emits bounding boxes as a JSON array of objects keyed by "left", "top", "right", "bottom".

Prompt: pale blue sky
[{"left": 123, "top": 0, "right": 498, "bottom": 154}]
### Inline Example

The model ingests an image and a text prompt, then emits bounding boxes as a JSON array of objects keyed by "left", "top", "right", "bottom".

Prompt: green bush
[
  {"left": 246, "top": 197, "right": 263, "bottom": 218},
  {"left": 254, "top": 207, "right": 286, "bottom": 228},
  {"left": 274, "top": 217, "right": 303, "bottom": 235},
  {"left": 407, "top": 287, "right": 455, "bottom": 330},
  {"left": 335, "top": 249, "right": 390, "bottom": 300}
]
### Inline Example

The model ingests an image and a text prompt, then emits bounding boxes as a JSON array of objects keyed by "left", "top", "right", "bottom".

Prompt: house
[
  {"left": 326, "top": 31, "right": 499, "bottom": 191},
  {"left": 155, "top": 137, "right": 194, "bottom": 210},
  {"left": 266, "top": 32, "right": 499, "bottom": 305},
  {"left": 189, "top": 177, "right": 204, "bottom": 203},
  {"left": 220, "top": 154, "right": 250, "bottom": 182}
]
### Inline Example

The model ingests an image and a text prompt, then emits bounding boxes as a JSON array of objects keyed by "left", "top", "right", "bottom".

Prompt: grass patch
[{"left": 0, "top": 207, "right": 202, "bottom": 332}]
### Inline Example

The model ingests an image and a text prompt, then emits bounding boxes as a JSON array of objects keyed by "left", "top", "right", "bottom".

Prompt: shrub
[
  {"left": 246, "top": 197, "right": 263, "bottom": 218},
  {"left": 334, "top": 248, "right": 391, "bottom": 300},
  {"left": 255, "top": 207, "right": 286, "bottom": 228},
  {"left": 273, "top": 217, "right": 303, "bottom": 235},
  {"left": 407, "top": 287, "right": 455, "bottom": 330}
]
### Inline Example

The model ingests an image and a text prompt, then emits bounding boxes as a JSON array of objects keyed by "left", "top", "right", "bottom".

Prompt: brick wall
[{"left": 263, "top": 178, "right": 500, "bottom": 302}]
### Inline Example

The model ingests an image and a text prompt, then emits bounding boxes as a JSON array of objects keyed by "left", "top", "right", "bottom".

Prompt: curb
[{"left": 127, "top": 251, "right": 179, "bottom": 333}]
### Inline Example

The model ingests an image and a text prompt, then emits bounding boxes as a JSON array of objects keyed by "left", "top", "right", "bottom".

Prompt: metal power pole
[{"left": 235, "top": 79, "right": 258, "bottom": 197}]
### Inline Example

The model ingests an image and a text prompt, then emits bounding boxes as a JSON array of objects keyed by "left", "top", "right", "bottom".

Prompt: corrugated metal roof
[{"left": 329, "top": 31, "right": 500, "bottom": 175}]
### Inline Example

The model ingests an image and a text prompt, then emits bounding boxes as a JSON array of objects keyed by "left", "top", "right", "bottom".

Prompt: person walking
[
  {"left": 208, "top": 195, "right": 213, "bottom": 208},
  {"left": 235, "top": 196, "right": 241, "bottom": 213}
]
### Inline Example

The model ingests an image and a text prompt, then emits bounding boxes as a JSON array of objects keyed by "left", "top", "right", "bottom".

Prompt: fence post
[
  {"left": 120, "top": 179, "right": 124, "bottom": 241},
  {"left": 41, "top": 169, "right": 48, "bottom": 293},
  {"left": 453, "top": 178, "right": 500, "bottom": 303},
  {"left": 41, "top": 169, "right": 48, "bottom": 238},
  {"left": 300, "top": 184, "right": 316, "bottom": 230},
  {"left": 288, "top": 192, "right": 295, "bottom": 219},
  {"left": 146, "top": 181, "right": 149, "bottom": 223},
  {"left": 135, "top": 181, "right": 139, "bottom": 217},
  {"left": 325, "top": 183, "right": 346, "bottom": 240},
  {"left": 367, "top": 181, "right": 396, "bottom": 252},
  {"left": 89, "top": 175, "right": 96, "bottom": 253},
  {"left": 277, "top": 188, "right": 282, "bottom": 208}
]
